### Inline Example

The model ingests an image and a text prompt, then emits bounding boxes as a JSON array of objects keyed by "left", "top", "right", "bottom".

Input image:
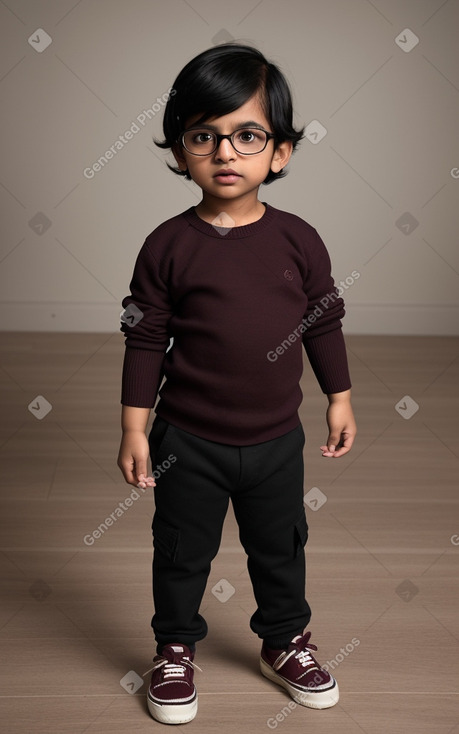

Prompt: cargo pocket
[
  {"left": 152, "top": 514, "right": 180, "bottom": 563},
  {"left": 294, "top": 512, "right": 309, "bottom": 557}
]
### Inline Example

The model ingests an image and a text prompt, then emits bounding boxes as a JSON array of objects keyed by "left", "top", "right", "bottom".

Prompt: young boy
[{"left": 117, "top": 43, "right": 356, "bottom": 725}]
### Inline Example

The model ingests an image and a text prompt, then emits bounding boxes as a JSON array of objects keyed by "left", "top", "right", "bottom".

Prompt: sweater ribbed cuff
[
  {"left": 121, "top": 347, "right": 164, "bottom": 407},
  {"left": 304, "top": 328, "right": 351, "bottom": 395}
]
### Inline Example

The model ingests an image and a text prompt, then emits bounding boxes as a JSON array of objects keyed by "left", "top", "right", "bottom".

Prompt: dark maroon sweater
[{"left": 121, "top": 204, "right": 351, "bottom": 445}]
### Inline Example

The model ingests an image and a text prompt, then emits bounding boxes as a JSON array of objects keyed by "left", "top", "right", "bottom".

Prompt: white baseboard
[
  {"left": 343, "top": 304, "right": 459, "bottom": 335},
  {"left": 0, "top": 303, "right": 122, "bottom": 333}
]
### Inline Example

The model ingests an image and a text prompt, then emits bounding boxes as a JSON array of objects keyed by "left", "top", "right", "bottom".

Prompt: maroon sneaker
[
  {"left": 260, "top": 631, "right": 339, "bottom": 709},
  {"left": 147, "top": 643, "right": 199, "bottom": 724}
]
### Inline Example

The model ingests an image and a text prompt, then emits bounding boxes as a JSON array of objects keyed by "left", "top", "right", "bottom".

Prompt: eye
[
  {"left": 237, "top": 130, "right": 257, "bottom": 143},
  {"left": 192, "top": 132, "right": 214, "bottom": 144},
  {"left": 234, "top": 129, "right": 266, "bottom": 145}
]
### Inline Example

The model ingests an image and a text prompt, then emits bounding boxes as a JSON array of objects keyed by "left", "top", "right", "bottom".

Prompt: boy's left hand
[{"left": 320, "top": 390, "right": 356, "bottom": 458}]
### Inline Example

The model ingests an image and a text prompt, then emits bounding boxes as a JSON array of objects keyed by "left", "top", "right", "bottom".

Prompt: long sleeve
[
  {"left": 302, "top": 229, "right": 352, "bottom": 394},
  {"left": 120, "top": 239, "right": 173, "bottom": 407},
  {"left": 304, "top": 329, "right": 351, "bottom": 394}
]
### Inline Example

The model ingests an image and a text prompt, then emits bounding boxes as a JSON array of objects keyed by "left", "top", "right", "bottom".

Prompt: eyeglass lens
[{"left": 183, "top": 128, "right": 269, "bottom": 155}]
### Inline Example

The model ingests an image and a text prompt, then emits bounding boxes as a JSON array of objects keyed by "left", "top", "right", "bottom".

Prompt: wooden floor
[{"left": 0, "top": 333, "right": 458, "bottom": 733}]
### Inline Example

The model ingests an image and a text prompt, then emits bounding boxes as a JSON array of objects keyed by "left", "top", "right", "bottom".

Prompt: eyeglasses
[{"left": 181, "top": 127, "right": 275, "bottom": 156}]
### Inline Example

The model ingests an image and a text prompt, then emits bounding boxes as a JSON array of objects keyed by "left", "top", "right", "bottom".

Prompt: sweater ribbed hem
[{"left": 155, "top": 404, "right": 301, "bottom": 446}]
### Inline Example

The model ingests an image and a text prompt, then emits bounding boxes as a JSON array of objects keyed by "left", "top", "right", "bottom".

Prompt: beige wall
[{"left": 0, "top": 0, "right": 458, "bottom": 334}]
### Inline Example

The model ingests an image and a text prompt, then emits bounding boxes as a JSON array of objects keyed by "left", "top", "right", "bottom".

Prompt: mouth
[{"left": 213, "top": 169, "right": 241, "bottom": 184}]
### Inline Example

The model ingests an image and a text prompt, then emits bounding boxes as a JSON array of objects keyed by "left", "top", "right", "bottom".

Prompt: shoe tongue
[{"left": 170, "top": 645, "right": 184, "bottom": 653}]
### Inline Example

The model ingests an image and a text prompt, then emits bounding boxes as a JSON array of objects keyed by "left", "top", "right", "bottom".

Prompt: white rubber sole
[
  {"left": 147, "top": 694, "right": 198, "bottom": 724},
  {"left": 260, "top": 658, "right": 339, "bottom": 709}
]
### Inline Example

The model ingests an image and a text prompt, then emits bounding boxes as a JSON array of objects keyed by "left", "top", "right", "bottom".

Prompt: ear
[
  {"left": 270, "top": 140, "right": 293, "bottom": 174},
  {"left": 172, "top": 143, "right": 188, "bottom": 172}
]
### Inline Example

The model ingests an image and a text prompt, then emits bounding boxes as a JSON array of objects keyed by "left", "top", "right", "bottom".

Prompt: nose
[{"left": 214, "top": 137, "right": 236, "bottom": 161}]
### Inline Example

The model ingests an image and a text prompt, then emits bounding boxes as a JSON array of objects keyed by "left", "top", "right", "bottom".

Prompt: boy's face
[{"left": 173, "top": 94, "right": 292, "bottom": 204}]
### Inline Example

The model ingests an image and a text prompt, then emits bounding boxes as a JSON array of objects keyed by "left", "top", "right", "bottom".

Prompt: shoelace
[
  {"left": 273, "top": 632, "right": 319, "bottom": 672},
  {"left": 295, "top": 649, "right": 316, "bottom": 668},
  {"left": 145, "top": 656, "right": 203, "bottom": 679}
]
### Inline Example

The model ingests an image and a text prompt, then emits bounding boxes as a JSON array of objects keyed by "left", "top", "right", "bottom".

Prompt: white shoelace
[
  {"left": 273, "top": 634, "right": 319, "bottom": 672},
  {"left": 295, "top": 649, "right": 315, "bottom": 667},
  {"left": 144, "top": 656, "right": 202, "bottom": 678}
]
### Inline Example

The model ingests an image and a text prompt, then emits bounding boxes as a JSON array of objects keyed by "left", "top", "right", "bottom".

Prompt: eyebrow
[{"left": 186, "top": 120, "right": 268, "bottom": 131}]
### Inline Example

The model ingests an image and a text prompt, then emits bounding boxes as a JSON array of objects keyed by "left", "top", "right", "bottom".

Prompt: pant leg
[
  {"left": 148, "top": 417, "right": 234, "bottom": 649},
  {"left": 231, "top": 424, "right": 311, "bottom": 648}
]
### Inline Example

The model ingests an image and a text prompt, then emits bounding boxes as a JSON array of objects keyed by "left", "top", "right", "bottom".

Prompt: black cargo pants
[{"left": 148, "top": 416, "right": 311, "bottom": 651}]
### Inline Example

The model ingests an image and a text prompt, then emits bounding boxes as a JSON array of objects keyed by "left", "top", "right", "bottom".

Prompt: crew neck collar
[{"left": 182, "top": 203, "right": 277, "bottom": 239}]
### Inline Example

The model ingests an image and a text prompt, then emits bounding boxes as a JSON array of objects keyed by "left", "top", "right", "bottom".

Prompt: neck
[{"left": 195, "top": 194, "right": 266, "bottom": 227}]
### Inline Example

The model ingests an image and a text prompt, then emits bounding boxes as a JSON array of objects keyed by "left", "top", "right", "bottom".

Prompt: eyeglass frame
[{"left": 179, "top": 126, "right": 276, "bottom": 156}]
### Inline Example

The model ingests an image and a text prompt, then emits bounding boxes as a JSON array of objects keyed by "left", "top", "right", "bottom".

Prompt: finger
[
  {"left": 136, "top": 456, "right": 156, "bottom": 487},
  {"left": 137, "top": 472, "right": 156, "bottom": 489},
  {"left": 322, "top": 433, "right": 355, "bottom": 458},
  {"left": 328, "top": 433, "right": 341, "bottom": 451},
  {"left": 135, "top": 459, "right": 148, "bottom": 483},
  {"left": 125, "top": 469, "right": 140, "bottom": 486},
  {"left": 330, "top": 444, "right": 351, "bottom": 457},
  {"left": 320, "top": 433, "right": 339, "bottom": 457},
  {"left": 333, "top": 433, "right": 355, "bottom": 456},
  {"left": 118, "top": 456, "right": 137, "bottom": 485}
]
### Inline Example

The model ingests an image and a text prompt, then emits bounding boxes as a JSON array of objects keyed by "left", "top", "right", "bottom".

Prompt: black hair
[{"left": 155, "top": 43, "right": 304, "bottom": 184}]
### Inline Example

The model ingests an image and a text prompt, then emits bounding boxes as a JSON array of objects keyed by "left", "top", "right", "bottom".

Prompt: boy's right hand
[{"left": 117, "top": 430, "right": 156, "bottom": 489}]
